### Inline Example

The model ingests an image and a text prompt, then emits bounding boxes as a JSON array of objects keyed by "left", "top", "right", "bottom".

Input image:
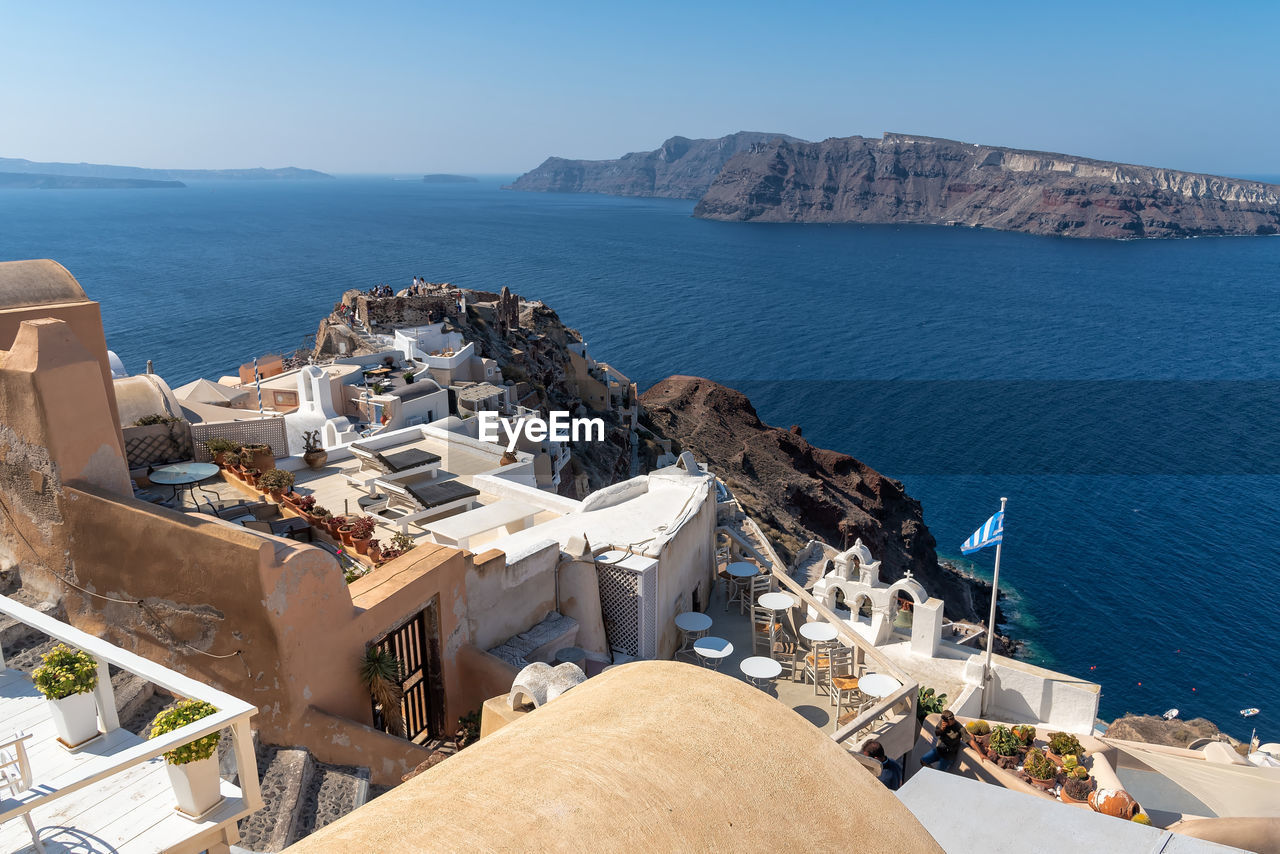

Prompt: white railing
[{"left": 0, "top": 594, "right": 262, "bottom": 825}]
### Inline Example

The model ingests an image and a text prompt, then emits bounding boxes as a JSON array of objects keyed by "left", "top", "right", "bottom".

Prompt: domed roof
[
  {"left": 0, "top": 259, "right": 89, "bottom": 309},
  {"left": 285, "top": 660, "right": 941, "bottom": 853}
]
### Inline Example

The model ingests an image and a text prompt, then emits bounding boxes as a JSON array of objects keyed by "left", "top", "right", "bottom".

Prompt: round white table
[
  {"left": 726, "top": 562, "right": 760, "bottom": 578},
  {"left": 675, "top": 612, "right": 713, "bottom": 633},
  {"left": 693, "top": 636, "right": 733, "bottom": 671},
  {"left": 675, "top": 611, "right": 713, "bottom": 663},
  {"left": 799, "top": 621, "right": 838, "bottom": 644},
  {"left": 858, "top": 672, "right": 902, "bottom": 699},
  {"left": 725, "top": 562, "right": 760, "bottom": 613},
  {"left": 739, "top": 655, "right": 783, "bottom": 689},
  {"left": 757, "top": 592, "right": 795, "bottom": 612}
]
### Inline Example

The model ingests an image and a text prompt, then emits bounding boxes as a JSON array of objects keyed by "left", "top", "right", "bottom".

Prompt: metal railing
[{"left": 0, "top": 594, "right": 262, "bottom": 826}]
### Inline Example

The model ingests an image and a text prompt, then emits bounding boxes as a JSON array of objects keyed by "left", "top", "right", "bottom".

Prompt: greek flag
[{"left": 961, "top": 510, "right": 1004, "bottom": 555}]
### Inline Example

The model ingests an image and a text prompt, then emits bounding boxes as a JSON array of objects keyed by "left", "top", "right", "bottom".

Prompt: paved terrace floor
[{"left": 163, "top": 434, "right": 560, "bottom": 550}]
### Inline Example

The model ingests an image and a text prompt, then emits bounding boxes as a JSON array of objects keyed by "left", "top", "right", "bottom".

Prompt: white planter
[
  {"left": 47, "top": 691, "right": 99, "bottom": 747},
  {"left": 166, "top": 754, "right": 223, "bottom": 818}
]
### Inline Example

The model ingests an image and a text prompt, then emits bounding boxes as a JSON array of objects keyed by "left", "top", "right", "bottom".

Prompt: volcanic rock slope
[
  {"left": 694, "top": 133, "right": 1280, "bottom": 238},
  {"left": 507, "top": 131, "right": 804, "bottom": 199},
  {"left": 641, "top": 375, "right": 991, "bottom": 621}
]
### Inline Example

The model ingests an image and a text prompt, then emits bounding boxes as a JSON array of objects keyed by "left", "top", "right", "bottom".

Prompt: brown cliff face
[
  {"left": 506, "top": 132, "right": 804, "bottom": 200},
  {"left": 640, "top": 375, "right": 993, "bottom": 622},
  {"left": 694, "top": 133, "right": 1280, "bottom": 239}
]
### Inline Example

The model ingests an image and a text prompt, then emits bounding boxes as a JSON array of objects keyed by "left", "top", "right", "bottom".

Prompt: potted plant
[
  {"left": 391, "top": 531, "right": 416, "bottom": 553},
  {"left": 988, "top": 725, "right": 1023, "bottom": 769},
  {"left": 1012, "top": 724, "right": 1037, "bottom": 747},
  {"left": 294, "top": 494, "right": 317, "bottom": 519},
  {"left": 302, "top": 429, "right": 327, "bottom": 470},
  {"left": 336, "top": 517, "right": 357, "bottom": 546},
  {"left": 32, "top": 644, "right": 100, "bottom": 747},
  {"left": 149, "top": 699, "right": 223, "bottom": 818},
  {"left": 1047, "top": 731, "right": 1085, "bottom": 763},
  {"left": 1060, "top": 773, "right": 1094, "bottom": 804},
  {"left": 307, "top": 503, "right": 329, "bottom": 528},
  {"left": 204, "top": 437, "right": 242, "bottom": 468},
  {"left": 966, "top": 719, "right": 992, "bottom": 754},
  {"left": 1022, "top": 747, "right": 1058, "bottom": 791},
  {"left": 349, "top": 515, "right": 377, "bottom": 555},
  {"left": 402, "top": 370, "right": 416, "bottom": 384},
  {"left": 917, "top": 686, "right": 948, "bottom": 721},
  {"left": 257, "top": 468, "right": 295, "bottom": 502},
  {"left": 243, "top": 466, "right": 261, "bottom": 488},
  {"left": 323, "top": 512, "right": 345, "bottom": 538},
  {"left": 223, "top": 452, "right": 244, "bottom": 480},
  {"left": 360, "top": 646, "right": 405, "bottom": 737},
  {"left": 242, "top": 443, "right": 275, "bottom": 472}
]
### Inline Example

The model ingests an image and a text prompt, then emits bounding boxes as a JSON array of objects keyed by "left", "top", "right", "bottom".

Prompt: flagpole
[{"left": 980, "top": 496, "right": 1008, "bottom": 717}]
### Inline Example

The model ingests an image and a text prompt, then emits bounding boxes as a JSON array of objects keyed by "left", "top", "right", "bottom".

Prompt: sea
[{"left": 3, "top": 176, "right": 1277, "bottom": 739}]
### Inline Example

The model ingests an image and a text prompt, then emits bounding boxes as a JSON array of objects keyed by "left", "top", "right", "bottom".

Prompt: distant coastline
[
  {"left": 0, "top": 171, "right": 184, "bottom": 189},
  {"left": 423, "top": 173, "right": 479, "bottom": 184},
  {"left": 0, "top": 156, "right": 332, "bottom": 182}
]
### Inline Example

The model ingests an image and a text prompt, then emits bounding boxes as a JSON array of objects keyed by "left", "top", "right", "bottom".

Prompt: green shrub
[
  {"left": 965, "top": 719, "right": 992, "bottom": 736},
  {"left": 989, "top": 725, "right": 1022, "bottom": 757},
  {"left": 257, "top": 469, "right": 295, "bottom": 492},
  {"left": 133, "top": 413, "right": 180, "bottom": 426},
  {"left": 917, "top": 686, "right": 948, "bottom": 720},
  {"left": 204, "top": 437, "right": 242, "bottom": 454},
  {"left": 390, "top": 531, "right": 416, "bottom": 552},
  {"left": 32, "top": 644, "right": 98, "bottom": 700},
  {"left": 149, "top": 699, "right": 220, "bottom": 765},
  {"left": 1048, "top": 731, "right": 1084, "bottom": 758}
]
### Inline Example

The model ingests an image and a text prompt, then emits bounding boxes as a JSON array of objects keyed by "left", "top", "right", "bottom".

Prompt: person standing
[{"left": 920, "top": 709, "right": 968, "bottom": 772}]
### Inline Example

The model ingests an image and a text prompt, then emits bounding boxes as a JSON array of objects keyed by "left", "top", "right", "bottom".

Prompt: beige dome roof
[
  {"left": 0, "top": 259, "right": 88, "bottom": 309},
  {"left": 286, "top": 660, "right": 941, "bottom": 853}
]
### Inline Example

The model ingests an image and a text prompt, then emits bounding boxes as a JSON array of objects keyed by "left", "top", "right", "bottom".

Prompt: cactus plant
[
  {"left": 1012, "top": 724, "right": 1037, "bottom": 746},
  {"left": 989, "top": 725, "right": 1022, "bottom": 757},
  {"left": 1023, "top": 747, "right": 1057, "bottom": 781},
  {"left": 1048, "top": 731, "right": 1085, "bottom": 758},
  {"left": 966, "top": 719, "right": 992, "bottom": 736}
]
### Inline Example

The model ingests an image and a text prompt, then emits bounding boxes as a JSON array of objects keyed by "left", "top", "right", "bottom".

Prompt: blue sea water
[{"left": 2, "top": 177, "right": 1277, "bottom": 738}]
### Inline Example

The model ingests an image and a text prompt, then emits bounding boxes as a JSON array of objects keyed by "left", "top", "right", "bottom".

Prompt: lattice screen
[
  {"left": 190, "top": 418, "right": 290, "bottom": 462},
  {"left": 122, "top": 424, "right": 194, "bottom": 468},
  {"left": 596, "top": 564, "right": 642, "bottom": 657}
]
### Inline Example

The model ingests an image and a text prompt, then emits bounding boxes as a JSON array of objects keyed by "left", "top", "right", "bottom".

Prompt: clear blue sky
[{"left": 4, "top": 0, "right": 1277, "bottom": 176}]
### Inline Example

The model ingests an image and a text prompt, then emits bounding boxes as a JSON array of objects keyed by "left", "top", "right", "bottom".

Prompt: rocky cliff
[
  {"left": 640, "top": 375, "right": 996, "bottom": 624},
  {"left": 506, "top": 132, "right": 804, "bottom": 199},
  {"left": 694, "top": 133, "right": 1280, "bottom": 238}
]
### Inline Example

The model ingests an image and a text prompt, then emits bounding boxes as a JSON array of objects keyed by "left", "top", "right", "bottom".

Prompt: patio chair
[
  {"left": 829, "top": 645, "right": 866, "bottom": 721},
  {"left": 0, "top": 731, "right": 44, "bottom": 853},
  {"left": 769, "top": 621, "right": 803, "bottom": 681}
]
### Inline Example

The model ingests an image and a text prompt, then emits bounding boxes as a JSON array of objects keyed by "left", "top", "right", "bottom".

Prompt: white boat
[
  {"left": 1162, "top": 708, "right": 1179, "bottom": 720},
  {"left": 1241, "top": 708, "right": 1260, "bottom": 717}
]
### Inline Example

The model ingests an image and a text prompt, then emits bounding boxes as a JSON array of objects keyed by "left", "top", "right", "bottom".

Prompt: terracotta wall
[{"left": 463, "top": 543, "right": 560, "bottom": 652}]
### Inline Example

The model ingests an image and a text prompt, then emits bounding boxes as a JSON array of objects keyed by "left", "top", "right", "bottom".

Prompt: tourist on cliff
[
  {"left": 919, "top": 709, "right": 968, "bottom": 772},
  {"left": 860, "top": 740, "right": 902, "bottom": 790}
]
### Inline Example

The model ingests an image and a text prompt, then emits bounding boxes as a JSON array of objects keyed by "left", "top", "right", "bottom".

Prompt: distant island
[
  {"left": 0, "top": 157, "right": 332, "bottom": 182},
  {"left": 506, "top": 131, "right": 804, "bottom": 199},
  {"left": 423, "top": 173, "right": 478, "bottom": 184},
  {"left": 0, "top": 171, "right": 185, "bottom": 190},
  {"left": 511, "top": 131, "right": 1280, "bottom": 239}
]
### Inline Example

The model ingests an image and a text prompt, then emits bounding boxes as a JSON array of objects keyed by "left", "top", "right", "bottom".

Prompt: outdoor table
[
  {"left": 693, "top": 636, "right": 733, "bottom": 671},
  {"left": 757, "top": 592, "right": 795, "bottom": 612},
  {"left": 739, "top": 656, "right": 783, "bottom": 689},
  {"left": 148, "top": 462, "right": 221, "bottom": 506},
  {"left": 799, "top": 621, "right": 838, "bottom": 688},
  {"left": 856, "top": 672, "right": 902, "bottom": 699},
  {"left": 675, "top": 611, "right": 713, "bottom": 662},
  {"left": 726, "top": 562, "right": 759, "bottom": 612}
]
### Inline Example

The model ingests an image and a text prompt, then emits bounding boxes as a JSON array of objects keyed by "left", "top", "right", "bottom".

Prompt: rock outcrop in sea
[
  {"left": 695, "top": 133, "right": 1280, "bottom": 238},
  {"left": 640, "top": 375, "right": 997, "bottom": 624},
  {"left": 506, "top": 132, "right": 803, "bottom": 199}
]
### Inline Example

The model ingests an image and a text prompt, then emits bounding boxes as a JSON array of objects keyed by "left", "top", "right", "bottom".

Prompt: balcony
[{"left": 0, "top": 595, "right": 260, "bottom": 853}]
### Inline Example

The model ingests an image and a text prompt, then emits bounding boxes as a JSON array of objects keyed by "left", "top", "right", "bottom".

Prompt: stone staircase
[{"left": 236, "top": 743, "right": 371, "bottom": 852}]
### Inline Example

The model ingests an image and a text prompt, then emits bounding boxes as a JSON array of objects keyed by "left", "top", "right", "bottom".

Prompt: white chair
[{"left": 1, "top": 731, "right": 44, "bottom": 853}]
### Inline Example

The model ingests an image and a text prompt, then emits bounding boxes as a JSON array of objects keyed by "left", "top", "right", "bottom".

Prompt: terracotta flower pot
[
  {"left": 354, "top": 536, "right": 373, "bottom": 556},
  {"left": 338, "top": 524, "right": 356, "bottom": 547},
  {"left": 213, "top": 451, "right": 228, "bottom": 468},
  {"left": 324, "top": 517, "right": 343, "bottom": 537},
  {"left": 247, "top": 447, "right": 275, "bottom": 472},
  {"left": 1089, "top": 788, "right": 1139, "bottom": 819},
  {"left": 1029, "top": 776, "right": 1057, "bottom": 791},
  {"left": 303, "top": 449, "right": 328, "bottom": 470},
  {"left": 1059, "top": 779, "right": 1094, "bottom": 805}
]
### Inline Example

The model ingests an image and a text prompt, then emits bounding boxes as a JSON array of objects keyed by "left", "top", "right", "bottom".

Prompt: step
[
  {"left": 286, "top": 762, "right": 370, "bottom": 845},
  {"left": 0, "top": 590, "right": 62, "bottom": 655},
  {"left": 237, "top": 746, "right": 315, "bottom": 853}
]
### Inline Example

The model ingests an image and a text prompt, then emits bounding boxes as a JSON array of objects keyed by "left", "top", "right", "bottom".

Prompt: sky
[{"left": 3, "top": 1, "right": 1278, "bottom": 177}]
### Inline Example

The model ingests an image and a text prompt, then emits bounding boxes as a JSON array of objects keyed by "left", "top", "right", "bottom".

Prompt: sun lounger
[
  {"left": 378, "top": 478, "right": 480, "bottom": 534},
  {"left": 345, "top": 443, "right": 442, "bottom": 493}
]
